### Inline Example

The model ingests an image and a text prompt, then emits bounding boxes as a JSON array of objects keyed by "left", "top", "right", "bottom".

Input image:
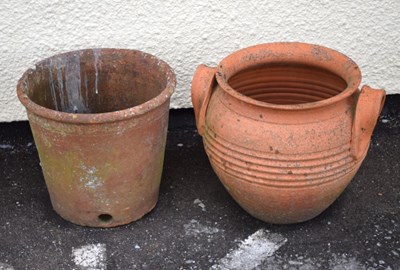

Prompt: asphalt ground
[{"left": 0, "top": 95, "right": 399, "bottom": 269}]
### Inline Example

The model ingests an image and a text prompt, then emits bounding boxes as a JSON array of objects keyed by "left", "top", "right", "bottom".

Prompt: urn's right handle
[
  {"left": 191, "top": 64, "right": 216, "bottom": 136},
  {"left": 351, "top": 85, "right": 386, "bottom": 160}
]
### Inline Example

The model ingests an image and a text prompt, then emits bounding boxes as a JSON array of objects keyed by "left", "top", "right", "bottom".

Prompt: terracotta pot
[
  {"left": 17, "top": 49, "right": 176, "bottom": 227},
  {"left": 192, "top": 42, "right": 385, "bottom": 224}
]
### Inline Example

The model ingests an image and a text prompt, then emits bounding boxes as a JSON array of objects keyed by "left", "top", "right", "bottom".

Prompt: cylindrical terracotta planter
[
  {"left": 17, "top": 49, "right": 176, "bottom": 227},
  {"left": 192, "top": 42, "right": 385, "bottom": 224}
]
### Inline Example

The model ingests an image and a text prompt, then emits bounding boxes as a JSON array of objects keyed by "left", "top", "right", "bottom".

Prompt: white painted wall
[{"left": 1, "top": 0, "right": 399, "bottom": 122}]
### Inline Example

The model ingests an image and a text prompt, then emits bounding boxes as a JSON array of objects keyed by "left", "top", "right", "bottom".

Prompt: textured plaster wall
[{"left": 1, "top": 0, "right": 399, "bottom": 122}]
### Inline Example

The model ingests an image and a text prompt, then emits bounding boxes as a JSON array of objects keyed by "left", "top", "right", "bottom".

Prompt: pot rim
[
  {"left": 17, "top": 48, "right": 176, "bottom": 124},
  {"left": 215, "top": 42, "right": 362, "bottom": 110}
]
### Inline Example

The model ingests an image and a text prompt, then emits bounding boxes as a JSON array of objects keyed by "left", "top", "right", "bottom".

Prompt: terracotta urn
[
  {"left": 17, "top": 49, "right": 176, "bottom": 227},
  {"left": 191, "top": 42, "right": 385, "bottom": 224}
]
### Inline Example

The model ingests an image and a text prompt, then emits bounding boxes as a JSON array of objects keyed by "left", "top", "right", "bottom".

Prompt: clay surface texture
[
  {"left": 192, "top": 43, "right": 385, "bottom": 224},
  {"left": 17, "top": 49, "right": 176, "bottom": 227}
]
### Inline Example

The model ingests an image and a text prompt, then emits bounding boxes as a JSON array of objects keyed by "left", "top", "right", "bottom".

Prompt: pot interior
[
  {"left": 228, "top": 64, "right": 347, "bottom": 105},
  {"left": 24, "top": 49, "right": 170, "bottom": 114}
]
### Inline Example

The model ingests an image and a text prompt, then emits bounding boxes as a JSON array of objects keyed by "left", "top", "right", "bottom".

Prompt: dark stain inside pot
[
  {"left": 228, "top": 64, "right": 347, "bottom": 105},
  {"left": 24, "top": 49, "right": 168, "bottom": 114}
]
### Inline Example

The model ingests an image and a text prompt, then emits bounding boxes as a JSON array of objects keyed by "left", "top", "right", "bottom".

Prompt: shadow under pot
[
  {"left": 17, "top": 48, "right": 176, "bottom": 227},
  {"left": 192, "top": 42, "right": 385, "bottom": 224}
]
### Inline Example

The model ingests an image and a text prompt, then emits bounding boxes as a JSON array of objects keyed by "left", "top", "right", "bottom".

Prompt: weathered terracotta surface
[
  {"left": 192, "top": 42, "right": 385, "bottom": 224},
  {"left": 17, "top": 49, "right": 176, "bottom": 227}
]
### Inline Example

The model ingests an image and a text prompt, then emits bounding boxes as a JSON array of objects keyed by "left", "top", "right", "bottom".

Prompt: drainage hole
[{"left": 98, "top": 214, "right": 113, "bottom": 222}]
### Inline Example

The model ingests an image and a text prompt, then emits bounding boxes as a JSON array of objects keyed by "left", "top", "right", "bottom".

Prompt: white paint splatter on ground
[
  {"left": 329, "top": 255, "right": 366, "bottom": 270},
  {"left": 211, "top": 229, "right": 287, "bottom": 270},
  {"left": 194, "top": 198, "right": 206, "bottom": 211},
  {"left": 72, "top": 243, "right": 107, "bottom": 270},
  {"left": 261, "top": 256, "right": 317, "bottom": 270},
  {"left": 208, "top": 229, "right": 383, "bottom": 270},
  {"left": 184, "top": 219, "right": 220, "bottom": 236},
  {"left": 0, "top": 262, "right": 15, "bottom": 270},
  {"left": 0, "top": 144, "right": 13, "bottom": 149}
]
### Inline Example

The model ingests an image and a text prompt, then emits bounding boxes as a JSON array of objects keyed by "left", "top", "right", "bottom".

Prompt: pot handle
[
  {"left": 351, "top": 85, "right": 386, "bottom": 160},
  {"left": 191, "top": 64, "right": 216, "bottom": 136}
]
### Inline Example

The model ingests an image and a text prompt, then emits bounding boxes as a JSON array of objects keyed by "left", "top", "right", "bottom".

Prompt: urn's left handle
[{"left": 191, "top": 64, "right": 216, "bottom": 136}]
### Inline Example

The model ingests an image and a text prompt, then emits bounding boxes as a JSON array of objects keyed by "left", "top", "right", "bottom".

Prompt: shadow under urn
[
  {"left": 17, "top": 49, "right": 176, "bottom": 227},
  {"left": 192, "top": 42, "right": 385, "bottom": 224}
]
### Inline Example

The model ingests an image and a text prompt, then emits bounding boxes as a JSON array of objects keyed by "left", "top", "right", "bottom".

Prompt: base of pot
[
  {"left": 50, "top": 193, "right": 159, "bottom": 228},
  {"left": 240, "top": 203, "right": 329, "bottom": 225},
  {"left": 211, "top": 154, "right": 365, "bottom": 225}
]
